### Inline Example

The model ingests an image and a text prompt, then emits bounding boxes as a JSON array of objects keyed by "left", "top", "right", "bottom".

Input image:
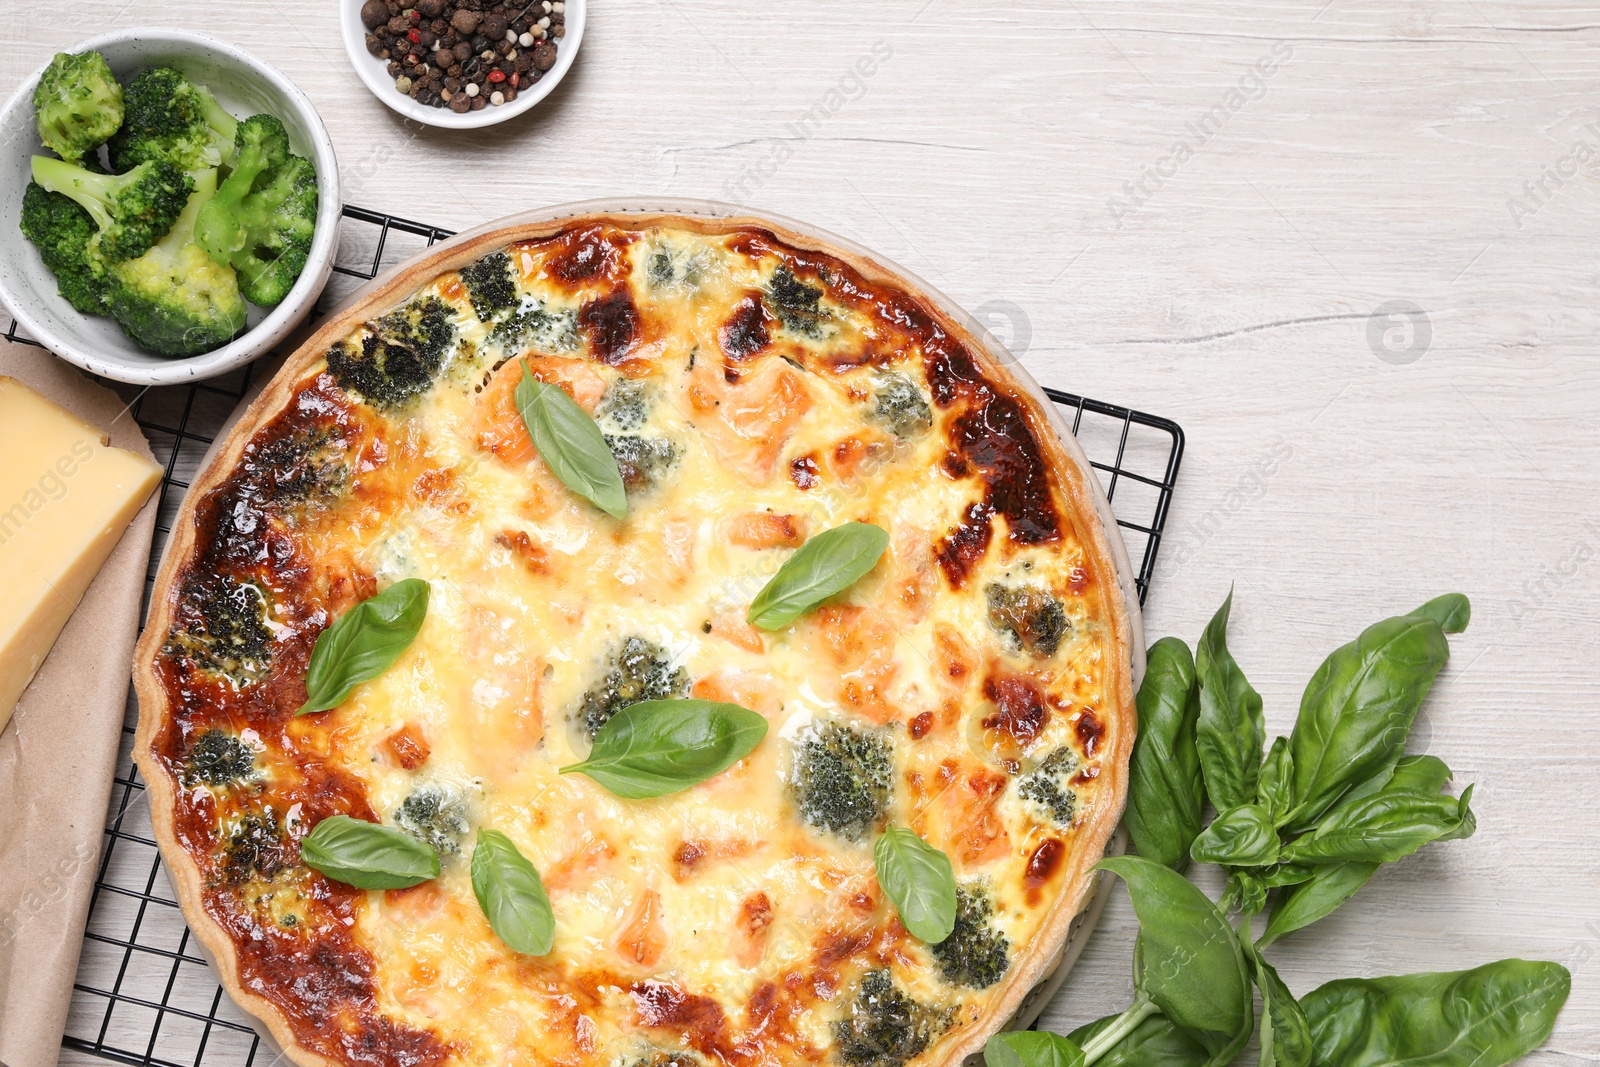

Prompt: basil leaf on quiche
[
  {"left": 471, "top": 829, "right": 555, "bottom": 956},
  {"left": 559, "top": 699, "right": 768, "bottom": 799},
  {"left": 983, "top": 1029, "right": 1086, "bottom": 1067},
  {"left": 873, "top": 826, "right": 957, "bottom": 944},
  {"left": 297, "top": 578, "right": 430, "bottom": 715},
  {"left": 514, "top": 357, "right": 628, "bottom": 519},
  {"left": 747, "top": 521, "right": 890, "bottom": 630},
  {"left": 300, "top": 814, "right": 439, "bottom": 889}
]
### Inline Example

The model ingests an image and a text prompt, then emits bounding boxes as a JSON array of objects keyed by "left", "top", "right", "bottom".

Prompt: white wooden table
[{"left": 8, "top": 0, "right": 1597, "bottom": 1062}]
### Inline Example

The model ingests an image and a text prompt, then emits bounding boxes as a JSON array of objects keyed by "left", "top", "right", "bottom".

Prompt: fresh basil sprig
[
  {"left": 470, "top": 829, "right": 555, "bottom": 955},
  {"left": 873, "top": 826, "right": 957, "bottom": 943},
  {"left": 1125, "top": 637, "right": 1204, "bottom": 871},
  {"left": 747, "top": 521, "right": 889, "bottom": 630},
  {"left": 559, "top": 699, "right": 768, "bottom": 798},
  {"left": 1259, "top": 861, "right": 1378, "bottom": 947},
  {"left": 1301, "top": 959, "right": 1570, "bottom": 1067},
  {"left": 514, "top": 357, "right": 627, "bottom": 519},
  {"left": 1194, "top": 590, "right": 1265, "bottom": 812},
  {"left": 298, "top": 579, "right": 430, "bottom": 715},
  {"left": 299, "top": 814, "right": 439, "bottom": 889}
]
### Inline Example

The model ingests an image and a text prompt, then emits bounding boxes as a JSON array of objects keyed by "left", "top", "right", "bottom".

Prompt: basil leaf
[
  {"left": 1409, "top": 592, "right": 1471, "bottom": 634},
  {"left": 1096, "top": 856, "right": 1253, "bottom": 1059},
  {"left": 299, "top": 814, "right": 439, "bottom": 889},
  {"left": 1226, "top": 868, "right": 1268, "bottom": 918},
  {"left": 1301, "top": 959, "right": 1569, "bottom": 1067},
  {"left": 1069, "top": 1011, "right": 1210, "bottom": 1067},
  {"left": 298, "top": 579, "right": 430, "bottom": 715},
  {"left": 1285, "top": 600, "right": 1457, "bottom": 828},
  {"left": 1195, "top": 590, "right": 1265, "bottom": 812},
  {"left": 1127, "top": 637, "right": 1204, "bottom": 870},
  {"left": 1246, "top": 940, "right": 1313, "bottom": 1067},
  {"left": 1281, "top": 786, "right": 1475, "bottom": 866},
  {"left": 1257, "top": 736, "right": 1294, "bottom": 823},
  {"left": 470, "top": 828, "right": 555, "bottom": 955},
  {"left": 514, "top": 357, "right": 627, "bottom": 519},
  {"left": 874, "top": 826, "right": 957, "bottom": 943},
  {"left": 1191, "top": 804, "right": 1279, "bottom": 867},
  {"left": 1261, "top": 862, "right": 1316, "bottom": 889},
  {"left": 984, "top": 1030, "right": 1086, "bottom": 1067},
  {"left": 1259, "top": 861, "right": 1378, "bottom": 947},
  {"left": 747, "top": 521, "right": 889, "bottom": 630},
  {"left": 1387, "top": 753, "right": 1454, "bottom": 795},
  {"left": 559, "top": 698, "right": 768, "bottom": 798}
]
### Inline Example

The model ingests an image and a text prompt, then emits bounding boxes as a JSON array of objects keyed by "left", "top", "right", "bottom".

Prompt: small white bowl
[
  {"left": 339, "top": 0, "right": 585, "bottom": 129},
  {"left": 0, "top": 28, "right": 341, "bottom": 385}
]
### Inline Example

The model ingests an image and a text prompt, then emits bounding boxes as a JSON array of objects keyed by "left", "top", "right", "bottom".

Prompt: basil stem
[
  {"left": 514, "top": 357, "right": 628, "bottom": 519},
  {"left": 299, "top": 814, "right": 439, "bottom": 889},
  {"left": 470, "top": 829, "right": 555, "bottom": 956},
  {"left": 297, "top": 578, "right": 430, "bottom": 715},
  {"left": 559, "top": 698, "right": 768, "bottom": 798},
  {"left": 873, "top": 826, "right": 957, "bottom": 944},
  {"left": 746, "top": 521, "right": 889, "bottom": 630},
  {"left": 1126, "top": 637, "right": 1204, "bottom": 871},
  {"left": 1301, "top": 959, "right": 1570, "bottom": 1067},
  {"left": 984, "top": 1030, "right": 1087, "bottom": 1067},
  {"left": 1194, "top": 589, "right": 1265, "bottom": 812},
  {"left": 1069, "top": 1006, "right": 1208, "bottom": 1067}
]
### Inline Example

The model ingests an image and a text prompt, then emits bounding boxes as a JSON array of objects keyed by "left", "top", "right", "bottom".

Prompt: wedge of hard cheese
[{"left": 0, "top": 376, "right": 162, "bottom": 733}]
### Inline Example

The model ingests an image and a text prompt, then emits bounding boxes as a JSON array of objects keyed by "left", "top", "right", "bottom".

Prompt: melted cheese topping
[{"left": 149, "top": 223, "right": 1127, "bottom": 1067}]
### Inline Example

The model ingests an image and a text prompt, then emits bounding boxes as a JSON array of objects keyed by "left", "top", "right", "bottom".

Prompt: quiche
[{"left": 133, "top": 213, "right": 1135, "bottom": 1067}]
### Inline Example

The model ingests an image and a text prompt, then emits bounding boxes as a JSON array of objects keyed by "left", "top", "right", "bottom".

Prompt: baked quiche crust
[{"left": 133, "top": 212, "right": 1135, "bottom": 1067}]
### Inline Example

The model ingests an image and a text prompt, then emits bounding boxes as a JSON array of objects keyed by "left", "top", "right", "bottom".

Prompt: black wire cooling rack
[{"left": 4, "top": 204, "right": 1183, "bottom": 1067}]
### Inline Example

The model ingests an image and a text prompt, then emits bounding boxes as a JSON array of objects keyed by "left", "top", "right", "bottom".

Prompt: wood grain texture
[{"left": 6, "top": 0, "right": 1595, "bottom": 1063}]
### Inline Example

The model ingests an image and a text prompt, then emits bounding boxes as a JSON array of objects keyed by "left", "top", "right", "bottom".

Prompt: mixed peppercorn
[{"left": 360, "top": 0, "right": 564, "bottom": 113}]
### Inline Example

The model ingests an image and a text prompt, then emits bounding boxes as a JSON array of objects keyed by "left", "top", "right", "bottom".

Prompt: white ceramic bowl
[
  {"left": 339, "top": 0, "right": 584, "bottom": 129},
  {"left": 0, "top": 28, "right": 341, "bottom": 385}
]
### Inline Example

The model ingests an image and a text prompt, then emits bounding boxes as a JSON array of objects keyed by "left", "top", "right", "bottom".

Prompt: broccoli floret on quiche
[
  {"left": 598, "top": 377, "right": 651, "bottom": 432},
  {"left": 394, "top": 785, "right": 471, "bottom": 856},
  {"left": 327, "top": 296, "right": 457, "bottom": 408},
  {"left": 986, "top": 581, "right": 1069, "bottom": 658},
  {"left": 833, "top": 969, "right": 948, "bottom": 1067},
  {"left": 184, "top": 729, "right": 257, "bottom": 787},
  {"left": 577, "top": 636, "right": 688, "bottom": 738},
  {"left": 166, "top": 574, "right": 273, "bottom": 682},
  {"left": 789, "top": 721, "right": 893, "bottom": 842},
  {"left": 930, "top": 884, "right": 1011, "bottom": 989},
  {"left": 1017, "top": 746, "right": 1080, "bottom": 826},
  {"left": 605, "top": 433, "right": 680, "bottom": 493},
  {"left": 490, "top": 301, "right": 578, "bottom": 354},
  {"left": 871, "top": 373, "right": 933, "bottom": 438},
  {"left": 458, "top": 250, "right": 518, "bottom": 322},
  {"left": 221, "top": 807, "right": 288, "bottom": 886},
  {"left": 767, "top": 265, "right": 827, "bottom": 337}
]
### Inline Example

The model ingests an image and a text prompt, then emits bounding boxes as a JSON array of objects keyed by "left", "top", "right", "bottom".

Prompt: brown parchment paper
[{"left": 0, "top": 340, "right": 160, "bottom": 1067}]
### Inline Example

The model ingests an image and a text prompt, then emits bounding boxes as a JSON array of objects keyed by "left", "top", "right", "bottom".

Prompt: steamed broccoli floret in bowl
[
  {"left": 19, "top": 182, "right": 105, "bottom": 313},
  {"left": 102, "top": 168, "right": 247, "bottom": 356},
  {"left": 109, "top": 66, "right": 238, "bottom": 173},
  {"left": 195, "top": 114, "right": 318, "bottom": 308},
  {"left": 32, "top": 50, "right": 123, "bottom": 163},
  {"left": 30, "top": 154, "right": 192, "bottom": 265}
]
